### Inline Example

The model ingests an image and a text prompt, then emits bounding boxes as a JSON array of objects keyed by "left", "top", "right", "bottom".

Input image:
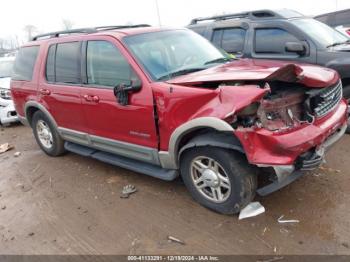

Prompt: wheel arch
[
  {"left": 158, "top": 117, "right": 244, "bottom": 169},
  {"left": 24, "top": 101, "right": 58, "bottom": 128}
]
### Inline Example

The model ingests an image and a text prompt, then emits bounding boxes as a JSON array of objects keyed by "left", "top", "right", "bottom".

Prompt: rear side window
[
  {"left": 211, "top": 28, "right": 246, "bottom": 53},
  {"left": 45, "top": 42, "right": 81, "bottom": 84},
  {"left": 221, "top": 28, "right": 246, "bottom": 53},
  {"left": 212, "top": 30, "right": 223, "bottom": 47},
  {"left": 55, "top": 42, "right": 81, "bottom": 84},
  {"left": 12, "top": 46, "right": 39, "bottom": 81},
  {"left": 255, "top": 28, "right": 299, "bottom": 54},
  {"left": 86, "top": 41, "right": 136, "bottom": 87}
]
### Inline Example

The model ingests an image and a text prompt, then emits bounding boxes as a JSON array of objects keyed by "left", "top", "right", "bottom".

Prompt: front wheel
[
  {"left": 180, "top": 147, "right": 257, "bottom": 214},
  {"left": 32, "top": 111, "right": 66, "bottom": 156}
]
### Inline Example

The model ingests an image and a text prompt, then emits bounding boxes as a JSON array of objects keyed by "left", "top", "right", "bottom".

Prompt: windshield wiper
[
  {"left": 157, "top": 67, "right": 206, "bottom": 81},
  {"left": 327, "top": 40, "right": 350, "bottom": 48},
  {"left": 204, "top": 57, "right": 234, "bottom": 65}
]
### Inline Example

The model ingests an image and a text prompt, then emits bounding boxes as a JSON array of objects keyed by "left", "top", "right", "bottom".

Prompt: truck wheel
[
  {"left": 180, "top": 147, "right": 257, "bottom": 214},
  {"left": 32, "top": 111, "right": 65, "bottom": 156}
]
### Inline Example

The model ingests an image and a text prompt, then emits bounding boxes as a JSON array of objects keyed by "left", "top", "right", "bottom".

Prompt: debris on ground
[
  {"left": 167, "top": 235, "right": 185, "bottom": 245},
  {"left": 277, "top": 215, "right": 300, "bottom": 224},
  {"left": 239, "top": 202, "right": 265, "bottom": 220},
  {"left": 28, "top": 232, "right": 35, "bottom": 237},
  {"left": 0, "top": 143, "right": 13, "bottom": 154},
  {"left": 106, "top": 177, "right": 118, "bottom": 184},
  {"left": 342, "top": 242, "right": 349, "bottom": 249},
  {"left": 13, "top": 152, "right": 21, "bottom": 157},
  {"left": 16, "top": 183, "right": 32, "bottom": 193},
  {"left": 120, "top": 185, "right": 137, "bottom": 199}
]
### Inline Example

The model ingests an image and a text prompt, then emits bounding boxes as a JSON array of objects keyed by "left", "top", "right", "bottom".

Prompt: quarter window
[
  {"left": 86, "top": 41, "right": 137, "bottom": 87},
  {"left": 255, "top": 28, "right": 299, "bottom": 54},
  {"left": 12, "top": 46, "right": 39, "bottom": 81}
]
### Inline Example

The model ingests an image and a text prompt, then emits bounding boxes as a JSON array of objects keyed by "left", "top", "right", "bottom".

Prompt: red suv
[{"left": 11, "top": 25, "right": 347, "bottom": 214}]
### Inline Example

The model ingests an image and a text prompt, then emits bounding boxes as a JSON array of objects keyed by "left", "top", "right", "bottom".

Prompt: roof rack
[
  {"left": 31, "top": 24, "right": 151, "bottom": 41},
  {"left": 190, "top": 9, "right": 303, "bottom": 25}
]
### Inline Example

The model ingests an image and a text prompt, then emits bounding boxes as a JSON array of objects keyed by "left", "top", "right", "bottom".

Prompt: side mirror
[
  {"left": 285, "top": 42, "right": 306, "bottom": 55},
  {"left": 113, "top": 80, "right": 142, "bottom": 106}
]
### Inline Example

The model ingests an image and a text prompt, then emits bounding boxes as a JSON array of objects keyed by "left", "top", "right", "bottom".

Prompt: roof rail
[
  {"left": 95, "top": 24, "right": 151, "bottom": 31},
  {"left": 31, "top": 24, "right": 151, "bottom": 41},
  {"left": 189, "top": 9, "right": 302, "bottom": 25}
]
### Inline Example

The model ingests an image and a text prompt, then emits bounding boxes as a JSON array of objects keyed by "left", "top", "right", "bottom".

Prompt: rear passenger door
[
  {"left": 80, "top": 37, "right": 158, "bottom": 151},
  {"left": 39, "top": 41, "right": 88, "bottom": 133}
]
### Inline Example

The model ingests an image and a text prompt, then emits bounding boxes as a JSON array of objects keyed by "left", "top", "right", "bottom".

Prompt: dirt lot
[{"left": 0, "top": 124, "right": 350, "bottom": 255}]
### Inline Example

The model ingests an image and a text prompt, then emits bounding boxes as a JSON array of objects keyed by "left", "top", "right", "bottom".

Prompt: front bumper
[
  {"left": 256, "top": 123, "right": 347, "bottom": 196},
  {"left": 0, "top": 99, "right": 19, "bottom": 125},
  {"left": 234, "top": 99, "right": 348, "bottom": 196},
  {"left": 235, "top": 99, "right": 348, "bottom": 166}
]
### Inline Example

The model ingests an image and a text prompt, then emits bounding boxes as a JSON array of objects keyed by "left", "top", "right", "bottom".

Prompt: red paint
[{"left": 11, "top": 28, "right": 347, "bottom": 168}]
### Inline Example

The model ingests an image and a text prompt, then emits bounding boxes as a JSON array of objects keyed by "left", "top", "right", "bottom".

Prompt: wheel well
[
  {"left": 26, "top": 106, "right": 40, "bottom": 127},
  {"left": 177, "top": 127, "right": 215, "bottom": 154},
  {"left": 176, "top": 128, "right": 245, "bottom": 165}
]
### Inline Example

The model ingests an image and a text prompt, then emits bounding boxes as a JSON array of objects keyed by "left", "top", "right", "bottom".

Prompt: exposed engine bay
[
  {"left": 193, "top": 79, "right": 342, "bottom": 132},
  {"left": 235, "top": 80, "right": 342, "bottom": 131}
]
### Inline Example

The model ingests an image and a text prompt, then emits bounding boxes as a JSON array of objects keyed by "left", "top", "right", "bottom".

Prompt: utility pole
[{"left": 155, "top": 0, "right": 161, "bottom": 26}]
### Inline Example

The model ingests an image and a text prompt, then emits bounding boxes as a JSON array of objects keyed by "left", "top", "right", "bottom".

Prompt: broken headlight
[{"left": 0, "top": 88, "right": 11, "bottom": 100}]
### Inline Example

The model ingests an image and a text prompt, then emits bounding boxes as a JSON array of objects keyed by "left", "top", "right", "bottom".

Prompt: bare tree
[
  {"left": 23, "top": 25, "right": 37, "bottom": 41},
  {"left": 62, "top": 19, "right": 74, "bottom": 30}
]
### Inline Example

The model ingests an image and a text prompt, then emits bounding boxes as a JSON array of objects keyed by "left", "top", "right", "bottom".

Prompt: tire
[
  {"left": 180, "top": 147, "right": 257, "bottom": 214},
  {"left": 344, "top": 85, "right": 350, "bottom": 134},
  {"left": 32, "top": 111, "right": 66, "bottom": 156}
]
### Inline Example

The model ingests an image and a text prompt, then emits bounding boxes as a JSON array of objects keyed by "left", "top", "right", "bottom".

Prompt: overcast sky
[{"left": 1, "top": 0, "right": 350, "bottom": 43}]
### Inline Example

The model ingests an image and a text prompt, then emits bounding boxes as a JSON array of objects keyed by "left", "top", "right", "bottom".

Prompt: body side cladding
[
  {"left": 58, "top": 127, "right": 161, "bottom": 165},
  {"left": 159, "top": 117, "right": 234, "bottom": 169},
  {"left": 24, "top": 101, "right": 58, "bottom": 128}
]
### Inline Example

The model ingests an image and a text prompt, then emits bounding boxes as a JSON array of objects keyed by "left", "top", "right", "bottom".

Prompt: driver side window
[{"left": 86, "top": 41, "right": 138, "bottom": 87}]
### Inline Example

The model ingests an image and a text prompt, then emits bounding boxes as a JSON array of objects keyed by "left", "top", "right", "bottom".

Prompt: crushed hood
[{"left": 167, "top": 59, "right": 339, "bottom": 88}]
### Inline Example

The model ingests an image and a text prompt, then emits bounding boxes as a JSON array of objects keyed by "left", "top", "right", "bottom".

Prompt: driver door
[{"left": 81, "top": 37, "right": 159, "bottom": 161}]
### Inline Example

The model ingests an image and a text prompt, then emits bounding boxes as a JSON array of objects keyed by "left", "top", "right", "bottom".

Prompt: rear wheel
[
  {"left": 180, "top": 147, "right": 257, "bottom": 214},
  {"left": 32, "top": 111, "right": 65, "bottom": 156}
]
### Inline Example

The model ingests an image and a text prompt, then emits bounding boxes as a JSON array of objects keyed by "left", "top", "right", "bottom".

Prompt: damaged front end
[
  {"left": 229, "top": 75, "right": 346, "bottom": 195},
  {"left": 165, "top": 62, "right": 347, "bottom": 195}
]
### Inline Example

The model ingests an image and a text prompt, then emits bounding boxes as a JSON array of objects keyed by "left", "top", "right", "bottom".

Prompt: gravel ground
[{"left": 0, "top": 124, "right": 350, "bottom": 255}]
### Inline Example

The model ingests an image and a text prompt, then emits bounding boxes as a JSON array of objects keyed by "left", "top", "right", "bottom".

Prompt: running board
[{"left": 64, "top": 142, "right": 178, "bottom": 181}]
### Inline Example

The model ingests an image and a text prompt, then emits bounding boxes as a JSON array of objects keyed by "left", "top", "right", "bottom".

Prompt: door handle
[
  {"left": 92, "top": 95, "right": 99, "bottom": 103},
  {"left": 39, "top": 89, "right": 51, "bottom": 95},
  {"left": 83, "top": 94, "right": 99, "bottom": 103}
]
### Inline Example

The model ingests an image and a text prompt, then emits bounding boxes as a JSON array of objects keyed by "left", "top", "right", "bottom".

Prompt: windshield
[
  {"left": 123, "top": 30, "right": 228, "bottom": 81},
  {"left": 291, "top": 18, "right": 349, "bottom": 48},
  {"left": 0, "top": 60, "right": 14, "bottom": 78}
]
